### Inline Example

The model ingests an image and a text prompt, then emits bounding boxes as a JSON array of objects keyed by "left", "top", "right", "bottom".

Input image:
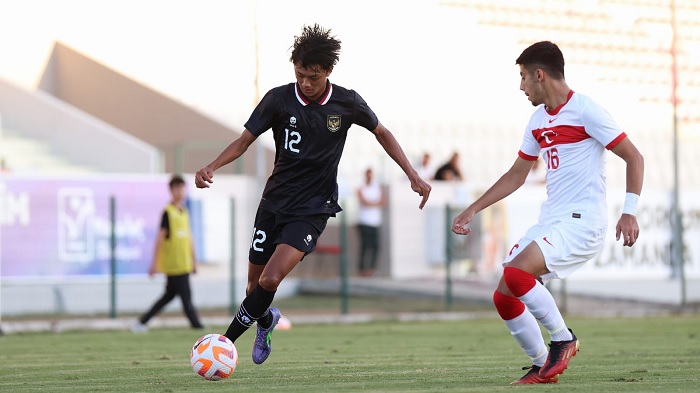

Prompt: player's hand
[
  {"left": 148, "top": 264, "right": 158, "bottom": 278},
  {"left": 451, "top": 208, "right": 475, "bottom": 235},
  {"left": 615, "top": 213, "right": 639, "bottom": 247},
  {"left": 195, "top": 166, "right": 215, "bottom": 189},
  {"left": 410, "top": 177, "right": 432, "bottom": 209}
]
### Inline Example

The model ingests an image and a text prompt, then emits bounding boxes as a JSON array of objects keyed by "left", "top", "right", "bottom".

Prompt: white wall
[{"left": 0, "top": 79, "right": 161, "bottom": 173}]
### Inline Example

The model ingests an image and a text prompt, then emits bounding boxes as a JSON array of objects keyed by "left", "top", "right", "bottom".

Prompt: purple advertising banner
[{"left": 0, "top": 175, "right": 172, "bottom": 277}]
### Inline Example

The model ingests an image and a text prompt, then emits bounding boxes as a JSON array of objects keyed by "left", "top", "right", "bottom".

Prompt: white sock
[
  {"left": 504, "top": 310, "right": 549, "bottom": 366},
  {"left": 518, "top": 281, "right": 573, "bottom": 342}
]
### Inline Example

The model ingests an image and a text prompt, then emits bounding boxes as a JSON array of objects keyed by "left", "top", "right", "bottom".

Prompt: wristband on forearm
[{"left": 622, "top": 192, "right": 639, "bottom": 216}]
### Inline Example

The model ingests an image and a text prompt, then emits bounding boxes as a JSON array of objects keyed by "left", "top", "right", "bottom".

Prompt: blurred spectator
[
  {"left": 356, "top": 168, "right": 386, "bottom": 277},
  {"left": 132, "top": 174, "right": 203, "bottom": 332},
  {"left": 0, "top": 158, "right": 10, "bottom": 173},
  {"left": 416, "top": 152, "right": 435, "bottom": 180},
  {"left": 434, "top": 152, "right": 464, "bottom": 181}
]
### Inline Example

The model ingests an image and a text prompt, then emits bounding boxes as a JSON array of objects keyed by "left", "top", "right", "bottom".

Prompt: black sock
[
  {"left": 224, "top": 285, "right": 276, "bottom": 341},
  {"left": 257, "top": 309, "right": 273, "bottom": 329}
]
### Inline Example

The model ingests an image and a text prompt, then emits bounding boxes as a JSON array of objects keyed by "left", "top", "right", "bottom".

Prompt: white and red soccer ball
[{"left": 190, "top": 333, "right": 238, "bottom": 380}]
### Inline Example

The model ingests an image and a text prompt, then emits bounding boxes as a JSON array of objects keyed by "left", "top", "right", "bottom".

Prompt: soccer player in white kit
[{"left": 452, "top": 41, "right": 644, "bottom": 385}]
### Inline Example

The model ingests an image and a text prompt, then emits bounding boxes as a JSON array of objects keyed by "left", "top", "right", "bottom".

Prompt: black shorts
[{"left": 248, "top": 207, "right": 331, "bottom": 265}]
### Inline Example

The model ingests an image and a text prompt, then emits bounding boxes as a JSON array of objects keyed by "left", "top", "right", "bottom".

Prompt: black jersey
[{"left": 245, "top": 81, "right": 379, "bottom": 216}]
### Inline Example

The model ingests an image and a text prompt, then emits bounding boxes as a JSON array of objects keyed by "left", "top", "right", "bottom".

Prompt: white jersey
[
  {"left": 358, "top": 182, "right": 383, "bottom": 227},
  {"left": 518, "top": 91, "right": 626, "bottom": 229}
]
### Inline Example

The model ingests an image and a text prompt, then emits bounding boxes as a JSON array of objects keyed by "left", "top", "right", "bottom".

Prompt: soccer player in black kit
[{"left": 194, "top": 24, "right": 432, "bottom": 364}]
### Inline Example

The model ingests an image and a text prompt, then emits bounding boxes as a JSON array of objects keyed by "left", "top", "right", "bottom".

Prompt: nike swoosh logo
[
  {"left": 548, "top": 118, "right": 558, "bottom": 123},
  {"left": 543, "top": 237, "right": 553, "bottom": 246}
]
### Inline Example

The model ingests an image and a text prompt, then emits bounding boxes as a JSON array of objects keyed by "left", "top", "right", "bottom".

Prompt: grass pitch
[{"left": 0, "top": 315, "right": 698, "bottom": 392}]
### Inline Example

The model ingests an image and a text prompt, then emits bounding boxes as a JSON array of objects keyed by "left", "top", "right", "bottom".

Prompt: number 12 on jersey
[{"left": 284, "top": 128, "right": 301, "bottom": 153}]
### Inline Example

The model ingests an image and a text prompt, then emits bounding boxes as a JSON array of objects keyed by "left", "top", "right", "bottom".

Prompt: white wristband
[{"left": 622, "top": 192, "right": 639, "bottom": 216}]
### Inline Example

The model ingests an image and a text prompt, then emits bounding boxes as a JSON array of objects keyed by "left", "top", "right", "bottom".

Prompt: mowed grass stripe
[{"left": 0, "top": 316, "right": 697, "bottom": 392}]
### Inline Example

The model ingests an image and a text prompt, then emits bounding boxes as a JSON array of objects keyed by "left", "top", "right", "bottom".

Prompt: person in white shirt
[
  {"left": 416, "top": 152, "right": 435, "bottom": 181},
  {"left": 356, "top": 168, "right": 386, "bottom": 277},
  {"left": 452, "top": 41, "right": 644, "bottom": 385}
]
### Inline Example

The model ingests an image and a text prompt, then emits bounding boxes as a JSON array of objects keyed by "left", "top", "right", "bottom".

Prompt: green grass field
[{"left": 0, "top": 316, "right": 698, "bottom": 392}]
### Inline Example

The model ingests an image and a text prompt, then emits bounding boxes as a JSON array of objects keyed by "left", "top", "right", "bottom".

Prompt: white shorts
[{"left": 503, "top": 221, "right": 606, "bottom": 281}]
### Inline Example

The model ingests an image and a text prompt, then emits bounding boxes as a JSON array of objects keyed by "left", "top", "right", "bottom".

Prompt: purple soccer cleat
[{"left": 252, "top": 307, "right": 282, "bottom": 364}]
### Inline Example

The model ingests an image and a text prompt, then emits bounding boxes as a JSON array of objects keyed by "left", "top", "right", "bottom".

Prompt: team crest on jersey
[{"left": 327, "top": 115, "right": 341, "bottom": 132}]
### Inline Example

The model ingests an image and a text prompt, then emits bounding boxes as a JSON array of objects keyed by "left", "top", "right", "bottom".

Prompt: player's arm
[
  {"left": 379, "top": 187, "right": 387, "bottom": 207},
  {"left": 189, "top": 228, "right": 198, "bottom": 274},
  {"left": 195, "top": 130, "right": 258, "bottom": 188},
  {"left": 357, "top": 188, "right": 368, "bottom": 206},
  {"left": 372, "top": 122, "right": 431, "bottom": 209},
  {"left": 190, "top": 238, "right": 198, "bottom": 274},
  {"left": 610, "top": 137, "right": 644, "bottom": 247},
  {"left": 452, "top": 156, "right": 533, "bottom": 235}
]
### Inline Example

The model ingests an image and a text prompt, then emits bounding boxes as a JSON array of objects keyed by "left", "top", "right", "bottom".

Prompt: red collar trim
[
  {"left": 546, "top": 90, "right": 574, "bottom": 115},
  {"left": 295, "top": 81, "right": 333, "bottom": 106}
]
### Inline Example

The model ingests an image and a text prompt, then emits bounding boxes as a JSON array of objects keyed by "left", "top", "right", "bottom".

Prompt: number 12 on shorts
[{"left": 251, "top": 227, "right": 266, "bottom": 252}]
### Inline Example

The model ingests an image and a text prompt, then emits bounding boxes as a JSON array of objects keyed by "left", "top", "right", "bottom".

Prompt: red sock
[
  {"left": 493, "top": 290, "right": 525, "bottom": 320},
  {"left": 503, "top": 266, "right": 537, "bottom": 297}
]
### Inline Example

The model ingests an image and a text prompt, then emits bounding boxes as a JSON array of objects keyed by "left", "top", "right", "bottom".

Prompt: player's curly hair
[
  {"left": 290, "top": 24, "right": 341, "bottom": 71},
  {"left": 516, "top": 41, "right": 565, "bottom": 80}
]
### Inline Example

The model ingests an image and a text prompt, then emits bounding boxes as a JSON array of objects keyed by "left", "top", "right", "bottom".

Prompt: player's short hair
[
  {"left": 290, "top": 24, "right": 341, "bottom": 71},
  {"left": 516, "top": 41, "right": 565, "bottom": 80},
  {"left": 169, "top": 174, "right": 186, "bottom": 189}
]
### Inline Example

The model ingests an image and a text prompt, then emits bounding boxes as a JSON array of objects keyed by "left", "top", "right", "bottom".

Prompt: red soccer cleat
[
  {"left": 511, "top": 365, "right": 559, "bottom": 385},
  {"left": 539, "top": 329, "right": 580, "bottom": 379}
]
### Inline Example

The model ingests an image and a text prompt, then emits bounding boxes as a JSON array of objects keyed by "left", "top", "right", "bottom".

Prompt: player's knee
[
  {"left": 503, "top": 266, "right": 537, "bottom": 297},
  {"left": 493, "top": 290, "right": 525, "bottom": 320},
  {"left": 258, "top": 274, "right": 283, "bottom": 291}
]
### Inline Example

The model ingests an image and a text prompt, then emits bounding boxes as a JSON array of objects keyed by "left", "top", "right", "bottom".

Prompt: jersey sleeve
[
  {"left": 580, "top": 98, "right": 626, "bottom": 149},
  {"left": 244, "top": 89, "right": 279, "bottom": 137},
  {"left": 352, "top": 91, "right": 379, "bottom": 131},
  {"left": 518, "top": 117, "right": 541, "bottom": 160}
]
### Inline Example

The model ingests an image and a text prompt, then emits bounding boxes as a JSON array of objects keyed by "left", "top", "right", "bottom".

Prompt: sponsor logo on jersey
[{"left": 327, "top": 115, "right": 341, "bottom": 132}]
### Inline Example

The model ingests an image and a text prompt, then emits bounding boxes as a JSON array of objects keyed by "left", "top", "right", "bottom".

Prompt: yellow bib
[{"left": 157, "top": 204, "right": 193, "bottom": 275}]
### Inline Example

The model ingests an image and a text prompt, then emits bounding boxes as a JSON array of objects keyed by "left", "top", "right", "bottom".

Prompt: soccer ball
[{"left": 190, "top": 333, "right": 238, "bottom": 380}]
